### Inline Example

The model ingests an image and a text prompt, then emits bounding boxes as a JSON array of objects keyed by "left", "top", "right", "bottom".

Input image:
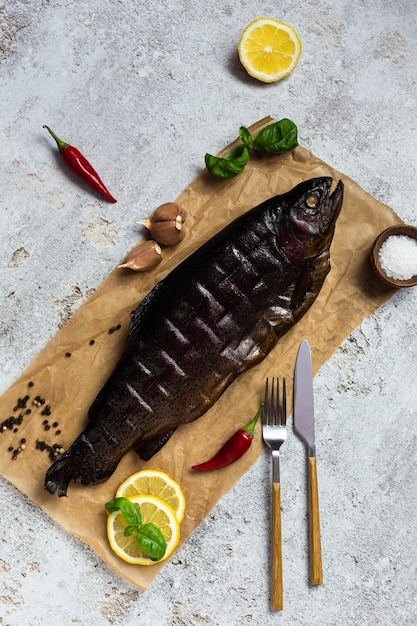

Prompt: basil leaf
[
  {"left": 124, "top": 525, "right": 137, "bottom": 537},
  {"left": 238, "top": 126, "right": 254, "bottom": 150},
  {"left": 253, "top": 119, "right": 298, "bottom": 154},
  {"left": 136, "top": 522, "right": 167, "bottom": 561},
  {"left": 105, "top": 498, "right": 122, "bottom": 515},
  {"left": 239, "top": 126, "right": 262, "bottom": 158},
  {"left": 205, "top": 145, "right": 250, "bottom": 180},
  {"left": 105, "top": 497, "right": 142, "bottom": 527},
  {"left": 205, "top": 119, "right": 298, "bottom": 180}
]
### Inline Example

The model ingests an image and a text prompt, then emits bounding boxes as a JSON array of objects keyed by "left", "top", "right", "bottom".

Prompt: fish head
[{"left": 278, "top": 177, "right": 344, "bottom": 262}]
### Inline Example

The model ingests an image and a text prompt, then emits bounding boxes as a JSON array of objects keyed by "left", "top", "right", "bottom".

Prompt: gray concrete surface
[{"left": 1, "top": 1, "right": 417, "bottom": 624}]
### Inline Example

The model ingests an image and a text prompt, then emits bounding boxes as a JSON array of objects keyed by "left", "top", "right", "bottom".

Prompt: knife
[{"left": 293, "top": 339, "right": 323, "bottom": 586}]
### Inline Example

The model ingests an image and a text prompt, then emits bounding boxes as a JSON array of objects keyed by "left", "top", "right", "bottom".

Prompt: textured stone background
[{"left": 1, "top": 1, "right": 417, "bottom": 624}]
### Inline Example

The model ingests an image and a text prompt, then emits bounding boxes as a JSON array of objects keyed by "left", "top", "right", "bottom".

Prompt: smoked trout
[{"left": 45, "top": 177, "right": 343, "bottom": 496}]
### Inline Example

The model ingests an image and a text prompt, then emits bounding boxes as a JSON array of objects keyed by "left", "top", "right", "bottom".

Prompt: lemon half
[
  {"left": 107, "top": 494, "right": 180, "bottom": 565},
  {"left": 238, "top": 18, "right": 302, "bottom": 83}
]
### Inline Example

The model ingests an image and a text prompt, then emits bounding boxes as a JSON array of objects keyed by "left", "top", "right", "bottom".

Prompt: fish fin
[
  {"left": 291, "top": 253, "right": 330, "bottom": 319},
  {"left": 134, "top": 428, "right": 177, "bottom": 461}
]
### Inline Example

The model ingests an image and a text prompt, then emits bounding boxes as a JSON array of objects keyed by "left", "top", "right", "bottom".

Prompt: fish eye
[{"left": 306, "top": 193, "right": 319, "bottom": 209}]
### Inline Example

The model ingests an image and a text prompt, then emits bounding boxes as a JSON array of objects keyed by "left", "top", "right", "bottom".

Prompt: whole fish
[{"left": 45, "top": 177, "right": 343, "bottom": 496}]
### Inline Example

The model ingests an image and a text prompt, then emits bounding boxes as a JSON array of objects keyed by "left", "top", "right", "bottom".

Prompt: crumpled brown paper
[{"left": 0, "top": 117, "right": 400, "bottom": 590}]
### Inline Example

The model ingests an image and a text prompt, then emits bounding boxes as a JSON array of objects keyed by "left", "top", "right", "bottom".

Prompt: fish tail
[
  {"left": 44, "top": 449, "right": 75, "bottom": 497},
  {"left": 44, "top": 433, "right": 114, "bottom": 497}
]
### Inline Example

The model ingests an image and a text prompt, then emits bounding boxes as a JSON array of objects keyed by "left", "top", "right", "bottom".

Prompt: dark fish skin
[{"left": 45, "top": 177, "right": 343, "bottom": 496}]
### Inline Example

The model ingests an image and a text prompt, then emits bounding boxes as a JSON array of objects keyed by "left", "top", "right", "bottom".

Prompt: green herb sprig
[
  {"left": 205, "top": 118, "right": 298, "bottom": 180},
  {"left": 105, "top": 497, "right": 167, "bottom": 561}
]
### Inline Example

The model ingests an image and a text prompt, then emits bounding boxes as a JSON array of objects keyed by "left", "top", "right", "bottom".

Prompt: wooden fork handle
[
  {"left": 271, "top": 482, "right": 283, "bottom": 610},
  {"left": 308, "top": 456, "right": 323, "bottom": 586}
]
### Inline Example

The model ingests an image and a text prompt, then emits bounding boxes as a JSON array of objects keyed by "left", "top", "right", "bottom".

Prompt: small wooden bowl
[{"left": 371, "top": 225, "right": 417, "bottom": 288}]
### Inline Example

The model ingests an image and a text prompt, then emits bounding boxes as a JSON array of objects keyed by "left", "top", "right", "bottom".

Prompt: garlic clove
[
  {"left": 118, "top": 240, "right": 162, "bottom": 272},
  {"left": 150, "top": 202, "right": 186, "bottom": 224},
  {"left": 148, "top": 219, "right": 185, "bottom": 246},
  {"left": 137, "top": 202, "right": 187, "bottom": 247}
]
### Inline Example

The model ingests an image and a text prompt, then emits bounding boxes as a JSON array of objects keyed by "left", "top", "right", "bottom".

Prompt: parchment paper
[{"left": 0, "top": 117, "right": 400, "bottom": 590}]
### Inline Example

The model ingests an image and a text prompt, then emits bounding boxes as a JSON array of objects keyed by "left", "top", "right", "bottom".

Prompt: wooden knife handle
[
  {"left": 308, "top": 456, "right": 323, "bottom": 585},
  {"left": 271, "top": 482, "right": 283, "bottom": 610}
]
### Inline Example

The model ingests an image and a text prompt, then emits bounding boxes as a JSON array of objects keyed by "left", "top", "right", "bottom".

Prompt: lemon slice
[
  {"left": 107, "top": 494, "right": 180, "bottom": 565},
  {"left": 116, "top": 469, "right": 186, "bottom": 523},
  {"left": 238, "top": 18, "right": 302, "bottom": 83}
]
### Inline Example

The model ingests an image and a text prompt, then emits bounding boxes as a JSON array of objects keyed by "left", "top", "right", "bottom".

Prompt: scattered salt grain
[{"left": 378, "top": 234, "right": 417, "bottom": 280}]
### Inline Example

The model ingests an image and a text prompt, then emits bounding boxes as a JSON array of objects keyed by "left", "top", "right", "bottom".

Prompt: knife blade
[
  {"left": 294, "top": 339, "right": 316, "bottom": 456},
  {"left": 294, "top": 339, "right": 323, "bottom": 586}
]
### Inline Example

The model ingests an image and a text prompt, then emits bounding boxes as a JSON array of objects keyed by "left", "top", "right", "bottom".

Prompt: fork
[{"left": 262, "top": 377, "right": 287, "bottom": 611}]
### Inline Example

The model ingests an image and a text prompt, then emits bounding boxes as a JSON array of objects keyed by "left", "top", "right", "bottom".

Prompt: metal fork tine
[
  {"left": 263, "top": 377, "right": 270, "bottom": 425},
  {"left": 275, "top": 378, "right": 279, "bottom": 426},
  {"left": 282, "top": 378, "right": 287, "bottom": 426}
]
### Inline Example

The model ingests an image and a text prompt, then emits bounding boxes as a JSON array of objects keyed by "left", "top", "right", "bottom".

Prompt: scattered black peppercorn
[
  {"left": 1, "top": 387, "right": 66, "bottom": 463},
  {"left": 36, "top": 438, "right": 65, "bottom": 460}
]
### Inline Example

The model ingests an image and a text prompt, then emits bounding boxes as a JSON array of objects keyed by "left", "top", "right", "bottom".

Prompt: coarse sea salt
[{"left": 378, "top": 234, "right": 417, "bottom": 281}]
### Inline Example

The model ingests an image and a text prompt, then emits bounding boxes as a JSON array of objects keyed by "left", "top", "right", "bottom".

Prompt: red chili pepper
[
  {"left": 191, "top": 405, "right": 262, "bottom": 471},
  {"left": 43, "top": 125, "right": 117, "bottom": 203}
]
